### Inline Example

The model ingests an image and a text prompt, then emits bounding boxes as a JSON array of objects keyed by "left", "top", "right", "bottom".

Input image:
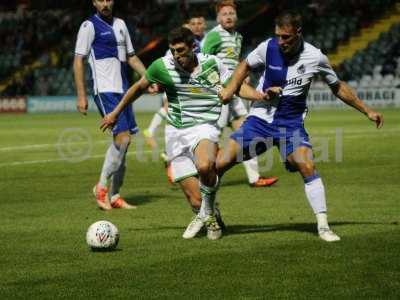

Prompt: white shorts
[
  {"left": 217, "top": 97, "right": 248, "bottom": 129},
  {"left": 165, "top": 123, "right": 220, "bottom": 182}
]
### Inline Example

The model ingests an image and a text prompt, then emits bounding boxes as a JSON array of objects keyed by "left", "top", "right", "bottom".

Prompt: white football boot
[
  {"left": 318, "top": 227, "right": 341, "bottom": 242},
  {"left": 182, "top": 214, "right": 204, "bottom": 239}
]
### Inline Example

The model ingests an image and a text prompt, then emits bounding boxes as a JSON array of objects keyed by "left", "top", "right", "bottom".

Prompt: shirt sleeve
[
  {"left": 317, "top": 52, "right": 339, "bottom": 86},
  {"left": 145, "top": 58, "right": 164, "bottom": 84},
  {"left": 123, "top": 21, "right": 135, "bottom": 57},
  {"left": 201, "top": 31, "right": 222, "bottom": 55},
  {"left": 75, "top": 21, "right": 95, "bottom": 57},
  {"left": 245, "top": 39, "right": 269, "bottom": 69}
]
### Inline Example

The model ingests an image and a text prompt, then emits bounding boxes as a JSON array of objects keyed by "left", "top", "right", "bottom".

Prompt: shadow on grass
[
  {"left": 135, "top": 221, "right": 398, "bottom": 236},
  {"left": 220, "top": 178, "right": 280, "bottom": 188},
  {"left": 123, "top": 193, "right": 174, "bottom": 206},
  {"left": 225, "top": 221, "right": 397, "bottom": 236},
  {"left": 220, "top": 178, "right": 248, "bottom": 188},
  {"left": 89, "top": 248, "right": 123, "bottom": 253}
]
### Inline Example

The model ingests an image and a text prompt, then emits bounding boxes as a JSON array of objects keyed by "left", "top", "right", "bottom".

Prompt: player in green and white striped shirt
[
  {"left": 202, "top": 0, "right": 278, "bottom": 188},
  {"left": 100, "top": 27, "right": 279, "bottom": 240}
]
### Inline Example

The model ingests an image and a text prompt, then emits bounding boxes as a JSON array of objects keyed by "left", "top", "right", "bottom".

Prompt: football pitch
[{"left": 1, "top": 109, "right": 399, "bottom": 299}]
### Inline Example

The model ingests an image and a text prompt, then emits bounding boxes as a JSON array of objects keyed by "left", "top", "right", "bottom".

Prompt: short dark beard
[
  {"left": 98, "top": 10, "right": 112, "bottom": 22},
  {"left": 283, "top": 37, "right": 304, "bottom": 60}
]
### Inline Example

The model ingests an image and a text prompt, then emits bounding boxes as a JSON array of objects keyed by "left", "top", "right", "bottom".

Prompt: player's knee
[
  {"left": 298, "top": 161, "right": 315, "bottom": 177},
  {"left": 196, "top": 160, "right": 215, "bottom": 177},
  {"left": 115, "top": 132, "right": 131, "bottom": 148},
  {"left": 215, "top": 156, "right": 225, "bottom": 172}
]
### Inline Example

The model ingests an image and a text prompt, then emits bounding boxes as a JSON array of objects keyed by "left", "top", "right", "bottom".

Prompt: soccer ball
[{"left": 86, "top": 220, "right": 119, "bottom": 251}]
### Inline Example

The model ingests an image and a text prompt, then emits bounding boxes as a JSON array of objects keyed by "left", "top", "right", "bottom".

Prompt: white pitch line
[
  {"left": 0, "top": 150, "right": 156, "bottom": 168},
  {"left": 0, "top": 140, "right": 109, "bottom": 152},
  {"left": 0, "top": 137, "right": 166, "bottom": 152}
]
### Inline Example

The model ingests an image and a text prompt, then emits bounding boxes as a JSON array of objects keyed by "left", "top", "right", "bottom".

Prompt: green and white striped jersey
[
  {"left": 145, "top": 53, "right": 231, "bottom": 128},
  {"left": 201, "top": 24, "right": 243, "bottom": 72}
]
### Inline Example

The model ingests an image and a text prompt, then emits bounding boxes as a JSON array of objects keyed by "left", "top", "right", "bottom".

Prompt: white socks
[
  {"left": 199, "top": 177, "right": 219, "bottom": 219},
  {"left": 304, "top": 174, "right": 330, "bottom": 230},
  {"left": 99, "top": 143, "right": 127, "bottom": 189},
  {"left": 242, "top": 157, "right": 260, "bottom": 184},
  {"left": 147, "top": 108, "right": 166, "bottom": 136},
  {"left": 304, "top": 175, "right": 327, "bottom": 214},
  {"left": 316, "top": 213, "right": 329, "bottom": 230}
]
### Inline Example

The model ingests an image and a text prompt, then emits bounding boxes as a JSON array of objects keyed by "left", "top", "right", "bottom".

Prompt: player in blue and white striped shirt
[
  {"left": 73, "top": 0, "right": 150, "bottom": 210},
  {"left": 218, "top": 11, "right": 384, "bottom": 242}
]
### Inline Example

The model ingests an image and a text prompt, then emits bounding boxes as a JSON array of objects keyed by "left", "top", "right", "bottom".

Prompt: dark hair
[
  {"left": 168, "top": 26, "right": 195, "bottom": 46},
  {"left": 188, "top": 11, "right": 205, "bottom": 20},
  {"left": 275, "top": 11, "right": 302, "bottom": 30}
]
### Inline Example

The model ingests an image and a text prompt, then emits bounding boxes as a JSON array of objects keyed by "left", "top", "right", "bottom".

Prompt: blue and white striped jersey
[
  {"left": 75, "top": 14, "right": 135, "bottom": 95},
  {"left": 246, "top": 38, "right": 339, "bottom": 127}
]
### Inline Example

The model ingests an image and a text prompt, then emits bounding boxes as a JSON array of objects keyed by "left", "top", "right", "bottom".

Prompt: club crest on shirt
[
  {"left": 207, "top": 71, "right": 220, "bottom": 85},
  {"left": 297, "top": 64, "right": 306, "bottom": 74},
  {"left": 226, "top": 47, "right": 238, "bottom": 59}
]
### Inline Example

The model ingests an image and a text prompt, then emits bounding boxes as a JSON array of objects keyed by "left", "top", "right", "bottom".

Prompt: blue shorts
[
  {"left": 94, "top": 92, "right": 138, "bottom": 136},
  {"left": 230, "top": 116, "right": 312, "bottom": 172}
]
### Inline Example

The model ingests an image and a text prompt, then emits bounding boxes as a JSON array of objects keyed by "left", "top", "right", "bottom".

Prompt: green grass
[{"left": 0, "top": 109, "right": 399, "bottom": 299}]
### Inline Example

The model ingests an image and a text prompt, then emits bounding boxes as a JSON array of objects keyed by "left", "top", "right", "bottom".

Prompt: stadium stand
[{"left": 0, "top": 0, "right": 399, "bottom": 96}]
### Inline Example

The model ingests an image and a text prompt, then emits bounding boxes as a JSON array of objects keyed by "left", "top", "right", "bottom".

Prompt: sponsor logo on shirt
[
  {"left": 286, "top": 77, "right": 303, "bottom": 86},
  {"left": 297, "top": 64, "right": 306, "bottom": 74},
  {"left": 269, "top": 65, "right": 282, "bottom": 71}
]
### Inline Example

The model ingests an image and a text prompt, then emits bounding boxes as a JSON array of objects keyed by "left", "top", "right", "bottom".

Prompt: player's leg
[
  {"left": 286, "top": 146, "right": 340, "bottom": 242},
  {"left": 173, "top": 156, "right": 225, "bottom": 238},
  {"left": 217, "top": 115, "right": 271, "bottom": 177},
  {"left": 179, "top": 176, "right": 201, "bottom": 213},
  {"left": 216, "top": 138, "right": 242, "bottom": 176},
  {"left": 165, "top": 124, "right": 206, "bottom": 238},
  {"left": 231, "top": 116, "right": 278, "bottom": 187},
  {"left": 108, "top": 131, "right": 136, "bottom": 209},
  {"left": 178, "top": 176, "right": 204, "bottom": 239},
  {"left": 92, "top": 93, "right": 118, "bottom": 210},
  {"left": 94, "top": 93, "right": 137, "bottom": 210},
  {"left": 193, "top": 139, "right": 222, "bottom": 240},
  {"left": 94, "top": 131, "right": 129, "bottom": 210}
]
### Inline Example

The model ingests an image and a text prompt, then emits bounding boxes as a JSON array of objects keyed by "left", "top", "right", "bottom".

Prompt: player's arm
[
  {"left": 73, "top": 21, "right": 94, "bottom": 115},
  {"left": 318, "top": 52, "right": 383, "bottom": 128},
  {"left": 330, "top": 81, "right": 383, "bottom": 128},
  {"left": 100, "top": 76, "right": 151, "bottom": 131},
  {"left": 220, "top": 40, "right": 269, "bottom": 103},
  {"left": 218, "top": 60, "right": 281, "bottom": 103},
  {"left": 73, "top": 55, "right": 88, "bottom": 115},
  {"left": 219, "top": 60, "right": 250, "bottom": 103},
  {"left": 127, "top": 55, "right": 146, "bottom": 77},
  {"left": 124, "top": 21, "right": 158, "bottom": 94},
  {"left": 124, "top": 21, "right": 146, "bottom": 77},
  {"left": 237, "top": 83, "right": 282, "bottom": 103},
  {"left": 127, "top": 55, "right": 158, "bottom": 94}
]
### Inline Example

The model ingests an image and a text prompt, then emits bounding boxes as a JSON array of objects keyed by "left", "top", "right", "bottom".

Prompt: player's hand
[
  {"left": 147, "top": 83, "right": 159, "bottom": 94},
  {"left": 263, "top": 87, "right": 282, "bottom": 100},
  {"left": 77, "top": 96, "right": 88, "bottom": 115},
  {"left": 100, "top": 113, "right": 117, "bottom": 132},
  {"left": 367, "top": 110, "right": 384, "bottom": 129},
  {"left": 218, "top": 88, "right": 234, "bottom": 104}
]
